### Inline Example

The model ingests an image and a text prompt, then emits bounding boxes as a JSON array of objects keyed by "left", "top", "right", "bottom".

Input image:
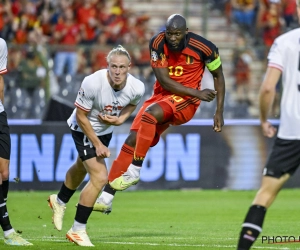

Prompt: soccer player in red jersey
[{"left": 94, "top": 14, "right": 225, "bottom": 214}]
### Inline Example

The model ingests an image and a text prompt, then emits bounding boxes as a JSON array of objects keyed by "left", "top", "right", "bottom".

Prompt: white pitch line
[{"left": 21, "top": 237, "right": 294, "bottom": 249}]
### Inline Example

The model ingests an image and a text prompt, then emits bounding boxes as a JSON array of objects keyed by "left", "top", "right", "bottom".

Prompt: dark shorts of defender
[
  {"left": 71, "top": 130, "right": 112, "bottom": 161},
  {"left": 263, "top": 137, "right": 300, "bottom": 178},
  {"left": 0, "top": 111, "right": 11, "bottom": 160}
]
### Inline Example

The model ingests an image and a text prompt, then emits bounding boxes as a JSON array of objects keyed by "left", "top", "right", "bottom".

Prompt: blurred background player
[
  {"left": 47, "top": 45, "right": 144, "bottom": 246},
  {"left": 237, "top": 1, "right": 300, "bottom": 249},
  {"left": 94, "top": 14, "right": 225, "bottom": 213},
  {"left": 0, "top": 38, "right": 32, "bottom": 246}
]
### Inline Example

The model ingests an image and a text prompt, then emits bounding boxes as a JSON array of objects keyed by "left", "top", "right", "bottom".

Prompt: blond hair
[{"left": 106, "top": 45, "right": 131, "bottom": 63}]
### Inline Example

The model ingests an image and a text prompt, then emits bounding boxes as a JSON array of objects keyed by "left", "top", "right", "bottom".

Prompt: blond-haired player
[{"left": 48, "top": 45, "right": 145, "bottom": 246}]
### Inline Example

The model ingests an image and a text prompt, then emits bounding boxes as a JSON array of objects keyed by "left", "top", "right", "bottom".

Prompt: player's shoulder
[
  {"left": 82, "top": 69, "right": 106, "bottom": 89},
  {"left": 186, "top": 31, "right": 217, "bottom": 54},
  {"left": 85, "top": 69, "right": 106, "bottom": 82},
  {"left": 0, "top": 38, "right": 7, "bottom": 46},
  {"left": 150, "top": 31, "right": 165, "bottom": 49},
  {"left": 0, "top": 38, "right": 7, "bottom": 51},
  {"left": 187, "top": 32, "right": 215, "bottom": 47},
  {"left": 127, "top": 73, "right": 145, "bottom": 92},
  {"left": 275, "top": 28, "right": 300, "bottom": 44}
]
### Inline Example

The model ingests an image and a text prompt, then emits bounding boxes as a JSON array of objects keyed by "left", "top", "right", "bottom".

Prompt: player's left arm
[
  {"left": 203, "top": 39, "right": 225, "bottom": 132},
  {"left": 99, "top": 104, "right": 137, "bottom": 126},
  {"left": 209, "top": 65, "right": 225, "bottom": 132}
]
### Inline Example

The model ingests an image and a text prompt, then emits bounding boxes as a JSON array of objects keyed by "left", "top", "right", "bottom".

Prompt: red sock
[
  {"left": 134, "top": 112, "right": 157, "bottom": 163},
  {"left": 108, "top": 144, "right": 134, "bottom": 182}
]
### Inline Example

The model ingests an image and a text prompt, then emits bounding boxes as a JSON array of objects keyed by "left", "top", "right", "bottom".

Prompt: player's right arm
[
  {"left": 75, "top": 79, "right": 110, "bottom": 158},
  {"left": 76, "top": 107, "right": 110, "bottom": 158},
  {"left": 152, "top": 67, "right": 216, "bottom": 102}
]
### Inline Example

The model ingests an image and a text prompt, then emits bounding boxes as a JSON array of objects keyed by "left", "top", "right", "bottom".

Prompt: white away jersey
[
  {"left": 267, "top": 28, "right": 300, "bottom": 139},
  {"left": 67, "top": 69, "right": 145, "bottom": 136},
  {"left": 0, "top": 38, "right": 8, "bottom": 113}
]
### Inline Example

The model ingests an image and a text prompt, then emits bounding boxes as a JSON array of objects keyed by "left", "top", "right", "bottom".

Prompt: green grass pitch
[{"left": 1, "top": 189, "right": 299, "bottom": 249}]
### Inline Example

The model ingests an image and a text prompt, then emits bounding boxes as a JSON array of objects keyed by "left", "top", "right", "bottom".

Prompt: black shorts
[
  {"left": 0, "top": 111, "right": 11, "bottom": 160},
  {"left": 263, "top": 137, "right": 300, "bottom": 178},
  {"left": 71, "top": 130, "right": 112, "bottom": 161}
]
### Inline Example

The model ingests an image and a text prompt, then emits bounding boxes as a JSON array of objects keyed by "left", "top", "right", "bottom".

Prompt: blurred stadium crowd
[{"left": 0, "top": 0, "right": 298, "bottom": 120}]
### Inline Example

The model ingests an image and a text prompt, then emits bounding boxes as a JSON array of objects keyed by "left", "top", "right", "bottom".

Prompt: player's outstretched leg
[
  {"left": 47, "top": 194, "right": 66, "bottom": 231},
  {"left": 109, "top": 163, "right": 141, "bottom": 191},
  {"left": 110, "top": 112, "right": 158, "bottom": 191}
]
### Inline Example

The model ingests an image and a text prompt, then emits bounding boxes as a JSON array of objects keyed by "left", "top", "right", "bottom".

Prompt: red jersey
[
  {"left": 149, "top": 31, "right": 220, "bottom": 95},
  {"left": 76, "top": 6, "right": 97, "bottom": 41},
  {"left": 55, "top": 23, "right": 80, "bottom": 45}
]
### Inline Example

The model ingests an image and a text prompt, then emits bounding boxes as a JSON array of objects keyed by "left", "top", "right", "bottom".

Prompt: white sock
[
  {"left": 57, "top": 197, "right": 66, "bottom": 206},
  {"left": 72, "top": 220, "right": 86, "bottom": 232},
  {"left": 128, "top": 164, "right": 141, "bottom": 177},
  {"left": 4, "top": 229, "right": 15, "bottom": 237},
  {"left": 98, "top": 192, "right": 114, "bottom": 203}
]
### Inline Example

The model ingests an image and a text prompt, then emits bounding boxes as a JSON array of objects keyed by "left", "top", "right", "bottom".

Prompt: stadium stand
[{"left": 3, "top": 0, "right": 294, "bottom": 120}]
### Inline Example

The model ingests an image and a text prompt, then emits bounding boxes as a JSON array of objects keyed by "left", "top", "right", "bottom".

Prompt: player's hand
[
  {"left": 261, "top": 121, "right": 277, "bottom": 138},
  {"left": 213, "top": 110, "right": 224, "bottom": 132},
  {"left": 197, "top": 89, "right": 217, "bottom": 102},
  {"left": 95, "top": 144, "right": 111, "bottom": 158},
  {"left": 98, "top": 114, "right": 120, "bottom": 125}
]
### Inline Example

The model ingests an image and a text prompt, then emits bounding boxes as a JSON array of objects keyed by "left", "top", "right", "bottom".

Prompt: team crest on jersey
[
  {"left": 185, "top": 55, "right": 194, "bottom": 64},
  {"left": 159, "top": 53, "right": 167, "bottom": 67},
  {"left": 78, "top": 88, "right": 85, "bottom": 97},
  {"left": 102, "top": 101, "right": 123, "bottom": 116},
  {"left": 151, "top": 50, "right": 158, "bottom": 62}
]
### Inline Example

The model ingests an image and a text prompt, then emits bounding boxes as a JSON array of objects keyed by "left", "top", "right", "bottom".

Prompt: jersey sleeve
[
  {"left": 130, "top": 80, "right": 145, "bottom": 105},
  {"left": 74, "top": 77, "right": 95, "bottom": 112},
  {"left": 0, "top": 38, "right": 8, "bottom": 75},
  {"left": 267, "top": 39, "right": 283, "bottom": 71},
  {"left": 203, "top": 41, "right": 222, "bottom": 72},
  {"left": 149, "top": 32, "right": 168, "bottom": 68}
]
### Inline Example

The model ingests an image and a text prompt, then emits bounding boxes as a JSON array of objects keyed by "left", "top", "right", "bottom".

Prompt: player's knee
[
  {"left": 98, "top": 175, "right": 108, "bottom": 186},
  {"left": 91, "top": 174, "right": 108, "bottom": 190},
  {"left": 0, "top": 169, "right": 9, "bottom": 180},
  {"left": 70, "top": 162, "right": 86, "bottom": 175},
  {"left": 144, "top": 108, "right": 157, "bottom": 118},
  {"left": 125, "top": 132, "right": 137, "bottom": 147},
  {"left": 145, "top": 105, "right": 163, "bottom": 122},
  {"left": 146, "top": 103, "right": 172, "bottom": 124}
]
